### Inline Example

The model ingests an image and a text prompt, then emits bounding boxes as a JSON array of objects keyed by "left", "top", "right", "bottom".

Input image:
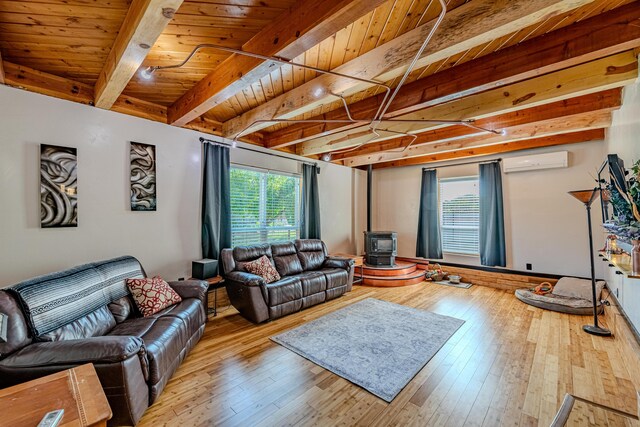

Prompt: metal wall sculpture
[
  {"left": 40, "top": 144, "right": 78, "bottom": 228},
  {"left": 130, "top": 141, "right": 157, "bottom": 211}
]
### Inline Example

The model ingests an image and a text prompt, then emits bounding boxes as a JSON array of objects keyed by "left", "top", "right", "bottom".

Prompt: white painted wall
[
  {"left": 373, "top": 140, "right": 607, "bottom": 278},
  {"left": 607, "top": 80, "right": 640, "bottom": 161},
  {"left": 0, "top": 85, "right": 365, "bottom": 287}
]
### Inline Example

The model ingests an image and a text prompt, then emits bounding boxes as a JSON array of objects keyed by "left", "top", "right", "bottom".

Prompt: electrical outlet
[{"left": 526, "top": 263, "right": 532, "bottom": 271}]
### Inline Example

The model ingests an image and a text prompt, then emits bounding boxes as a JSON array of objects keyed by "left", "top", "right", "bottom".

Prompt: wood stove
[{"left": 364, "top": 231, "right": 397, "bottom": 267}]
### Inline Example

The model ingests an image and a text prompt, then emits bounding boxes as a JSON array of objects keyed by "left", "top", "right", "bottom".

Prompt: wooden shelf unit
[
  {"left": 600, "top": 251, "right": 640, "bottom": 279},
  {"left": 600, "top": 252, "right": 640, "bottom": 337}
]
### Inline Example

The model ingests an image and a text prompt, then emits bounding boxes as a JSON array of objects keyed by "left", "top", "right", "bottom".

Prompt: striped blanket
[{"left": 10, "top": 256, "right": 144, "bottom": 337}]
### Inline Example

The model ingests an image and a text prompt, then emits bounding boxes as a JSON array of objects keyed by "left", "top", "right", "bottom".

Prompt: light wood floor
[{"left": 138, "top": 283, "right": 640, "bottom": 427}]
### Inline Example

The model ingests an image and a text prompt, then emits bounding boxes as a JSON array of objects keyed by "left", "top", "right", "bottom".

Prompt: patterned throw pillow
[
  {"left": 244, "top": 255, "right": 281, "bottom": 284},
  {"left": 126, "top": 276, "right": 182, "bottom": 317}
]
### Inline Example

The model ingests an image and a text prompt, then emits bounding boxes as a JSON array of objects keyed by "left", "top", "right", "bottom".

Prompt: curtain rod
[
  {"left": 423, "top": 158, "right": 502, "bottom": 171},
  {"left": 230, "top": 161, "right": 301, "bottom": 177},
  {"left": 199, "top": 137, "right": 318, "bottom": 168}
]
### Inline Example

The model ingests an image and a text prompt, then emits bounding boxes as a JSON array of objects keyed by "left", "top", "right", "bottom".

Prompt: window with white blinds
[
  {"left": 439, "top": 177, "right": 480, "bottom": 255},
  {"left": 230, "top": 166, "right": 301, "bottom": 247}
]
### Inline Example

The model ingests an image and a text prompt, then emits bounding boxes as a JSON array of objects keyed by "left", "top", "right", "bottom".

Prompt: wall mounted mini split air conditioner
[{"left": 502, "top": 151, "right": 568, "bottom": 173}]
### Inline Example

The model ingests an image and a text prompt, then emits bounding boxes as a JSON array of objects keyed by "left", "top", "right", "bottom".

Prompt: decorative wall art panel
[
  {"left": 40, "top": 144, "right": 78, "bottom": 228},
  {"left": 130, "top": 141, "right": 157, "bottom": 211}
]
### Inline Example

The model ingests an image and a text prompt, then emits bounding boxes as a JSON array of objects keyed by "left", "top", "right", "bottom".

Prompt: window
[
  {"left": 439, "top": 177, "right": 479, "bottom": 255},
  {"left": 230, "top": 166, "right": 301, "bottom": 247}
]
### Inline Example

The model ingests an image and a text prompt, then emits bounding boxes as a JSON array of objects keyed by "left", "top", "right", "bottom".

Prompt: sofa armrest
[
  {"left": 224, "top": 271, "right": 270, "bottom": 323},
  {"left": 0, "top": 336, "right": 145, "bottom": 368},
  {"left": 225, "top": 273, "right": 270, "bottom": 323},
  {"left": 324, "top": 257, "right": 354, "bottom": 270},
  {"left": 168, "top": 279, "right": 209, "bottom": 321},
  {"left": 168, "top": 280, "right": 208, "bottom": 300},
  {"left": 225, "top": 271, "right": 266, "bottom": 287}
]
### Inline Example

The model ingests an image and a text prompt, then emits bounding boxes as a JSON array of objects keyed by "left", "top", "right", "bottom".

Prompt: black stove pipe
[{"left": 367, "top": 164, "right": 372, "bottom": 232}]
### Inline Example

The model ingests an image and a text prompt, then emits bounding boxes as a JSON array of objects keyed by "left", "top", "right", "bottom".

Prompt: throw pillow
[
  {"left": 551, "top": 277, "right": 605, "bottom": 301},
  {"left": 244, "top": 255, "right": 281, "bottom": 283},
  {"left": 126, "top": 276, "right": 182, "bottom": 317}
]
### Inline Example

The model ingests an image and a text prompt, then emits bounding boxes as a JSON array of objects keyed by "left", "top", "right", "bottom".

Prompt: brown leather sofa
[
  {"left": 0, "top": 256, "right": 208, "bottom": 426},
  {"left": 222, "top": 239, "right": 354, "bottom": 323}
]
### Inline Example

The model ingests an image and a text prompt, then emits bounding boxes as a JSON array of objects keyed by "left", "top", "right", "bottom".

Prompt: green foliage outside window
[{"left": 230, "top": 167, "right": 301, "bottom": 246}]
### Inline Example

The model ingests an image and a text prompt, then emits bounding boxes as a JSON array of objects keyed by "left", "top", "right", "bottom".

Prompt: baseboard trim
[{"left": 396, "top": 257, "right": 595, "bottom": 281}]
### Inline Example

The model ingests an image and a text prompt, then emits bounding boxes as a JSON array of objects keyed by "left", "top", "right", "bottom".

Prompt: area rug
[
  {"left": 270, "top": 298, "right": 464, "bottom": 402},
  {"left": 434, "top": 280, "right": 472, "bottom": 289}
]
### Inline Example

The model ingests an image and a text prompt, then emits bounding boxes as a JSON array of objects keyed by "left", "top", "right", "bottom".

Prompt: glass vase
[{"left": 632, "top": 240, "right": 640, "bottom": 275}]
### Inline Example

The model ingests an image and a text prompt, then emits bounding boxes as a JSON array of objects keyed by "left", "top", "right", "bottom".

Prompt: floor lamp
[{"left": 568, "top": 189, "right": 612, "bottom": 337}]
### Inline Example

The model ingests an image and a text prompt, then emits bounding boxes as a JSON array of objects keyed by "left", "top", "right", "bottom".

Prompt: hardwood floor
[{"left": 138, "top": 283, "right": 640, "bottom": 427}]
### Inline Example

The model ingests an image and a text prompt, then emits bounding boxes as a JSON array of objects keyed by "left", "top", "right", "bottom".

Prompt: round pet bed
[{"left": 515, "top": 288, "right": 603, "bottom": 315}]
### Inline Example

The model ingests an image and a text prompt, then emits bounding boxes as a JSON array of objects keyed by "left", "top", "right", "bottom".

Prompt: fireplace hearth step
[
  {"left": 355, "top": 261, "right": 425, "bottom": 287},
  {"left": 357, "top": 261, "right": 418, "bottom": 277}
]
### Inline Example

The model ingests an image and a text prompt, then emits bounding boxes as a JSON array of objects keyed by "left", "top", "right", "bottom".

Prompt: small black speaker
[{"left": 192, "top": 259, "right": 218, "bottom": 279}]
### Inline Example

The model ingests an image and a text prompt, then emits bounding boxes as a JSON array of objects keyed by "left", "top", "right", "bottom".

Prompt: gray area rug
[
  {"left": 434, "top": 280, "right": 472, "bottom": 289},
  {"left": 270, "top": 298, "right": 464, "bottom": 402}
]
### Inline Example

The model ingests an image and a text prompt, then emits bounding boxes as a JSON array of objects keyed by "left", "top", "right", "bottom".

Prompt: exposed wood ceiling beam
[
  {"left": 184, "top": 118, "right": 266, "bottom": 147},
  {"left": 3, "top": 60, "right": 264, "bottom": 146},
  {"left": 345, "top": 109, "right": 613, "bottom": 167},
  {"left": 328, "top": 109, "right": 611, "bottom": 168},
  {"left": 370, "top": 129, "right": 605, "bottom": 169},
  {"left": 4, "top": 61, "right": 97, "bottom": 108},
  {"left": 94, "top": 0, "right": 184, "bottom": 109},
  {"left": 167, "top": 0, "right": 388, "bottom": 127},
  {"left": 329, "top": 89, "right": 621, "bottom": 162},
  {"left": 297, "top": 51, "right": 638, "bottom": 156},
  {"left": 265, "top": 2, "right": 640, "bottom": 150},
  {"left": 222, "top": 0, "right": 597, "bottom": 139}
]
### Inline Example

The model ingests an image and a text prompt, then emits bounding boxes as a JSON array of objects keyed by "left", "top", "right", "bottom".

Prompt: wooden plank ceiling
[{"left": 0, "top": 0, "right": 639, "bottom": 167}]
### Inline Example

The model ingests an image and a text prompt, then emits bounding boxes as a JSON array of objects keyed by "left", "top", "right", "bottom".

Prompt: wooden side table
[
  {"left": 0, "top": 363, "right": 111, "bottom": 426},
  {"left": 189, "top": 276, "right": 225, "bottom": 316},
  {"left": 331, "top": 253, "right": 364, "bottom": 285}
]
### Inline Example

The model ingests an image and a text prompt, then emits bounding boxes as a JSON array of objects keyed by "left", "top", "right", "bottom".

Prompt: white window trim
[
  {"left": 439, "top": 175, "right": 480, "bottom": 257},
  {"left": 230, "top": 164, "right": 302, "bottom": 247},
  {"left": 230, "top": 162, "right": 300, "bottom": 178}
]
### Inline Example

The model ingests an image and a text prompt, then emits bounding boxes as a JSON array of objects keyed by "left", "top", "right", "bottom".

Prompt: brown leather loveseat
[
  {"left": 222, "top": 239, "right": 354, "bottom": 323},
  {"left": 0, "top": 256, "right": 208, "bottom": 426}
]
